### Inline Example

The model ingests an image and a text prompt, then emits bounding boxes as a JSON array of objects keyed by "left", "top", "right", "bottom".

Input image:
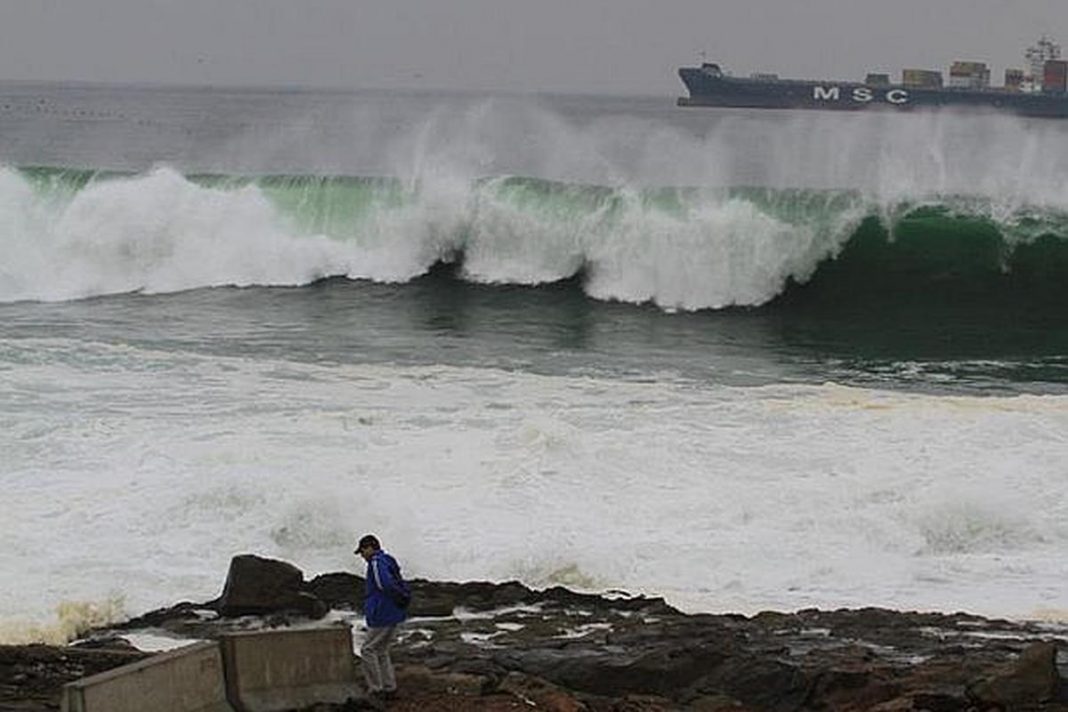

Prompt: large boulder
[{"left": 217, "top": 554, "right": 327, "bottom": 619}]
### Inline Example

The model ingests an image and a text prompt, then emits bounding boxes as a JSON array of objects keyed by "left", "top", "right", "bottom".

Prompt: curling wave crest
[{"left": 1, "top": 161, "right": 1068, "bottom": 309}]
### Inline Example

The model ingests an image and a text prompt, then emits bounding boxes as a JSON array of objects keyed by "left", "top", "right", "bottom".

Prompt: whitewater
[{"left": 2, "top": 84, "right": 1068, "bottom": 643}]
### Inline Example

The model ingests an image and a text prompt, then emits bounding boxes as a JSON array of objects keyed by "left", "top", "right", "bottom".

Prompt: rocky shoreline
[{"left": 3, "top": 554, "right": 1068, "bottom": 711}]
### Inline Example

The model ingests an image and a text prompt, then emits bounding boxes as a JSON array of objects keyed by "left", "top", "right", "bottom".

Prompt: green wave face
[
  {"left": 254, "top": 175, "right": 410, "bottom": 239},
  {"left": 4, "top": 166, "right": 1068, "bottom": 308}
]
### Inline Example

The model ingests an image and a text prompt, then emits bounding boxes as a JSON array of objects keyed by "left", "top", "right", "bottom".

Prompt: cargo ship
[{"left": 678, "top": 37, "right": 1068, "bottom": 118}]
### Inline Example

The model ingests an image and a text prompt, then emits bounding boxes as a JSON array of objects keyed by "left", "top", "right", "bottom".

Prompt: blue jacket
[{"left": 364, "top": 550, "right": 409, "bottom": 628}]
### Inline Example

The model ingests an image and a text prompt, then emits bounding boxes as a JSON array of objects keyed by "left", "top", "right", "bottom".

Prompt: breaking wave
[
  {"left": 0, "top": 595, "right": 126, "bottom": 645},
  {"left": 2, "top": 165, "right": 1068, "bottom": 309}
]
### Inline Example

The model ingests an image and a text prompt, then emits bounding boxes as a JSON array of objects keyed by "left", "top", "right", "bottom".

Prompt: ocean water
[{"left": 2, "top": 84, "right": 1068, "bottom": 642}]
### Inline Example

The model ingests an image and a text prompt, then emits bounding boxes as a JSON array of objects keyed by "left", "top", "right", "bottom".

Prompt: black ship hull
[{"left": 678, "top": 67, "right": 1068, "bottom": 118}]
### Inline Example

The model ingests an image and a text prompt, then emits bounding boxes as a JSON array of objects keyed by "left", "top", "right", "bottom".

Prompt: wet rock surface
[
  {"left": 5, "top": 556, "right": 1068, "bottom": 711},
  {"left": 0, "top": 644, "right": 148, "bottom": 710}
]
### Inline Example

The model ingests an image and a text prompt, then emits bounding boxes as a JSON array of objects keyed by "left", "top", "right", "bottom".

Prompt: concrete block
[
  {"left": 220, "top": 625, "right": 360, "bottom": 712},
  {"left": 61, "top": 641, "right": 233, "bottom": 712}
]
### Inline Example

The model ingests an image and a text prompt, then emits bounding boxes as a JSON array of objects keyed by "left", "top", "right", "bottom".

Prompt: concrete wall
[
  {"left": 220, "top": 626, "right": 360, "bottom": 712},
  {"left": 61, "top": 641, "right": 233, "bottom": 712}
]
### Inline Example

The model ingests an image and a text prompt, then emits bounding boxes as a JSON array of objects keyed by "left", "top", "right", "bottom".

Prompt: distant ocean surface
[{"left": 2, "top": 83, "right": 1068, "bottom": 642}]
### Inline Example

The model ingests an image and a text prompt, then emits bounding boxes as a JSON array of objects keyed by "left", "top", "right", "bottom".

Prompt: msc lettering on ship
[{"left": 813, "top": 86, "right": 909, "bottom": 104}]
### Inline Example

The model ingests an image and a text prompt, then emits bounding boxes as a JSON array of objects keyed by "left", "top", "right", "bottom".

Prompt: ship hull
[{"left": 678, "top": 67, "right": 1068, "bottom": 118}]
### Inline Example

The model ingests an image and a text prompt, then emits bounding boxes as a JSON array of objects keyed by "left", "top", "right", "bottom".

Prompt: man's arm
[
  {"left": 372, "top": 556, "right": 409, "bottom": 606},
  {"left": 371, "top": 557, "right": 398, "bottom": 593}
]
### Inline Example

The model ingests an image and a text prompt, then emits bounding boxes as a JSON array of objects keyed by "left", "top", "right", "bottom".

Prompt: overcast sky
[{"left": 0, "top": 0, "right": 1064, "bottom": 95}]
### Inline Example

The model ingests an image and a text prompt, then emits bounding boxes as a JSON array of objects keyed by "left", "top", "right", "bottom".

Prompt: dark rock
[
  {"left": 217, "top": 554, "right": 327, "bottom": 619},
  {"left": 262, "top": 599, "right": 331, "bottom": 629},
  {"left": 698, "top": 655, "right": 811, "bottom": 712},
  {"left": 969, "top": 641, "right": 1060, "bottom": 708},
  {"left": 32, "top": 556, "right": 1068, "bottom": 712},
  {"left": 908, "top": 690, "right": 972, "bottom": 712},
  {"left": 0, "top": 644, "right": 149, "bottom": 711},
  {"left": 305, "top": 572, "right": 364, "bottom": 610},
  {"left": 439, "top": 656, "right": 505, "bottom": 682},
  {"left": 406, "top": 587, "right": 458, "bottom": 618},
  {"left": 321, "top": 575, "right": 677, "bottom": 621},
  {"left": 69, "top": 636, "right": 138, "bottom": 651},
  {"left": 494, "top": 641, "right": 727, "bottom": 699},
  {"left": 497, "top": 671, "right": 587, "bottom": 711},
  {"left": 112, "top": 601, "right": 208, "bottom": 630},
  {"left": 292, "top": 591, "right": 330, "bottom": 620},
  {"left": 112, "top": 602, "right": 234, "bottom": 640},
  {"left": 395, "top": 663, "right": 489, "bottom": 696},
  {"left": 685, "top": 694, "right": 747, "bottom": 711},
  {"left": 296, "top": 696, "right": 384, "bottom": 711},
  {"left": 410, "top": 579, "right": 536, "bottom": 614},
  {"left": 804, "top": 665, "right": 877, "bottom": 699},
  {"left": 608, "top": 694, "right": 679, "bottom": 711},
  {"left": 536, "top": 586, "right": 678, "bottom": 617}
]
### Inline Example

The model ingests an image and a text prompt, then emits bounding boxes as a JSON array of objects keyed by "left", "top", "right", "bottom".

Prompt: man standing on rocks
[{"left": 355, "top": 534, "right": 410, "bottom": 699}]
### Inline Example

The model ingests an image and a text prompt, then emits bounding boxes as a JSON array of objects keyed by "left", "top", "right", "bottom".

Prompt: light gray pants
[{"left": 360, "top": 625, "right": 398, "bottom": 692}]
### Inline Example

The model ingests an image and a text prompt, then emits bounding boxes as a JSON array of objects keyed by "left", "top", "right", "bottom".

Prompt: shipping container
[
  {"left": 1004, "top": 68, "right": 1025, "bottom": 91},
  {"left": 865, "top": 73, "right": 890, "bottom": 85},
  {"left": 950, "top": 61, "right": 988, "bottom": 75},
  {"left": 949, "top": 61, "right": 990, "bottom": 89},
  {"left": 902, "top": 69, "right": 943, "bottom": 87},
  {"left": 1044, "top": 60, "right": 1068, "bottom": 92}
]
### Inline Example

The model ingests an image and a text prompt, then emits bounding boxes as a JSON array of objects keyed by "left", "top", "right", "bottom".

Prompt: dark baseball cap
[{"left": 355, "top": 534, "right": 380, "bottom": 552}]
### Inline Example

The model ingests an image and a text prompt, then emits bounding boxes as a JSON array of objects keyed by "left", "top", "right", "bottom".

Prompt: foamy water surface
[{"left": 3, "top": 337, "right": 1068, "bottom": 640}]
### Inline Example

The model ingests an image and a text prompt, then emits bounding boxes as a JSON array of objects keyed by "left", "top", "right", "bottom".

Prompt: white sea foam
[
  {"left": 0, "top": 166, "right": 362, "bottom": 302},
  {"left": 3, "top": 340, "right": 1068, "bottom": 641},
  {"left": 0, "top": 595, "right": 126, "bottom": 646}
]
